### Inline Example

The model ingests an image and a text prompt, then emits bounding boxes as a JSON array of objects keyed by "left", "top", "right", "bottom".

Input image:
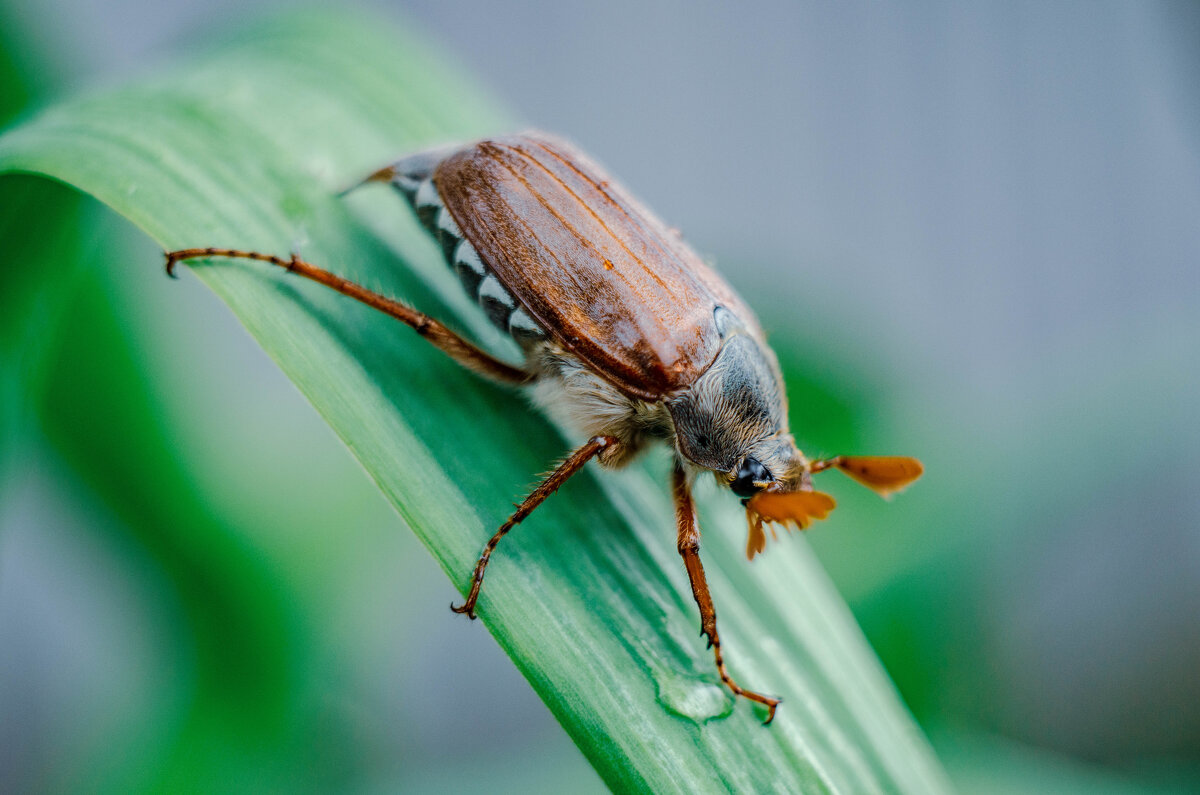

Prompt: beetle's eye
[{"left": 731, "top": 457, "right": 771, "bottom": 498}]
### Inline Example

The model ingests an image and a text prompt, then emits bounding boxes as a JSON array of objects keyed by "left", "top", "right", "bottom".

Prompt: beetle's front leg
[
  {"left": 451, "top": 435, "right": 619, "bottom": 619},
  {"left": 672, "top": 460, "right": 781, "bottom": 724}
]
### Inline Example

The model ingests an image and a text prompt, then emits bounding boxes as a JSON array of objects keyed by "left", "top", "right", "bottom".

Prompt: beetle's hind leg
[
  {"left": 451, "top": 435, "right": 618, "bottom": 619},
  {"left": 163, "top": 248, "right": 528, "bottom": 385},
  {"left": 672, "top": 461, "right": 781, "bottom": 724}
]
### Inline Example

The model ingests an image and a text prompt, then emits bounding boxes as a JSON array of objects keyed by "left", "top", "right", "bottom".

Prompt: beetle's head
[
  {"left": 667, "top": 322, "right": 829, "bottom": 499},
  {"left": 667, "top": 310, "right": 923, "bottom": 559},
  {"left": 666, "top": 316, "right": 847, "bottom": 559},
  {"left": 682, "top": 421, "right": 838, "bottom": 560}
]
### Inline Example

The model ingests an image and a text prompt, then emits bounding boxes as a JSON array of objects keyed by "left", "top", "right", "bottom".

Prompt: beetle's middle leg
[
  {"left": 451, "top": 435, "right": 619, "bottom": 619},
  {"left": 163, "top": 248, "right": 528, "bottom": 385},
  {"left": 672, "top": 460, "right": 781, "bottom": 723}
]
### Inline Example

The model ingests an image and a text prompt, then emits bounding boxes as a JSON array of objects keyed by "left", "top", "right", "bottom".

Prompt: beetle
[{"left": 165, "top": 131, "right": 922, "bottom": 723}]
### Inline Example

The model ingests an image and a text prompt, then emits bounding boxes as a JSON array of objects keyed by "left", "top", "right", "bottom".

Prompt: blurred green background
[{"left": 2, "top": 2, "right": 1198, "bottom": 793}]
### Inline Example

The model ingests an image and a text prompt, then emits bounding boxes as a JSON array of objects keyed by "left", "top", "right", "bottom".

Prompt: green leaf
[{"left": 0, "top": 10, "right": 949, "bottom": 792}]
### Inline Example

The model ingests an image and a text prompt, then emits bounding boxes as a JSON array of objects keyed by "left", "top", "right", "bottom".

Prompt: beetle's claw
[
  {"left": 164, "top": 251, "right": 182, "bottom": 279},
  {"left": 762, "top": 697, "right": 782, "bottom": 725},
  {"left": 450, "top": 601, "right": 477, "bottom": 620}
]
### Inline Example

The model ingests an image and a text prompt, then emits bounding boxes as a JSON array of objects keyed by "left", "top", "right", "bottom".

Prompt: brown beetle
[{"left": 165, "top": 132, "right": 922, "bottom": 723}]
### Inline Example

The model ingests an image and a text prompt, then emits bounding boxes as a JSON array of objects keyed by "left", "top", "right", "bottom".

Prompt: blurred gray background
[{"left": 3, "top": 1, "right": 1198, "bottom": 792}]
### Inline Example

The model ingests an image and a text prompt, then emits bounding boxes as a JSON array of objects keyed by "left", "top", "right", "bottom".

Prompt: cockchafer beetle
[{"left": 165, "top": 131, "right": 922, "bottom": 723}]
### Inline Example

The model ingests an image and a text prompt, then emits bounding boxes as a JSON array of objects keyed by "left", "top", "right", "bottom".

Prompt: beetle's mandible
[{"left": 164, "top": 132, "right": 923, "bottom": 724}]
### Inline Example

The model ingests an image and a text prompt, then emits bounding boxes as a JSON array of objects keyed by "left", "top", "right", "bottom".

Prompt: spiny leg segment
[
  {"left": 163, "top": 248, "right": 528, "bottom": 385},
  {"left": 672, "top": 461, "right": 781, "bottom": 723},
  {"left": 451, "top": 435, "right": 619, "bottom": 619}
]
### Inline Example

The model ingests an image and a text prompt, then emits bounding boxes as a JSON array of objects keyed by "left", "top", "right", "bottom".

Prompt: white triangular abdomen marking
[
  {"left": 454, "top": 240, "right": 485, "bottom": 277},
  {"left": 478, "top": 274, "right": 513, "bottom": 309},
  {"left": 437, "top": 207, "right": 462, "bottom": 238},
  {"left": 415, "top": 179, "right": 441, "bottom": 211},
  {"left": 508, "top": 307, "right": 544, "bottom": 339}
]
